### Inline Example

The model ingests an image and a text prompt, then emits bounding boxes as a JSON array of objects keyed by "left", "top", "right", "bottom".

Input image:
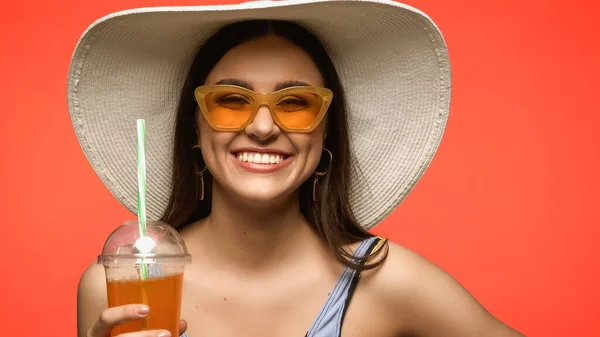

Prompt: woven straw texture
[{"left": 67, "top": 0, "right": 451, "bottom": 229}]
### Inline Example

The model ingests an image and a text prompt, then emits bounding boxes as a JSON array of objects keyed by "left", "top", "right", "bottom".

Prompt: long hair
[{"left": 161, "top": 20, "right": 387, "bottom": 270}]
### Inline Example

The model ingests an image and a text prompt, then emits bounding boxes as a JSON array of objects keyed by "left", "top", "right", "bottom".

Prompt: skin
[{"left": 77, "top": 35, "right": 525, "bottom": 337}]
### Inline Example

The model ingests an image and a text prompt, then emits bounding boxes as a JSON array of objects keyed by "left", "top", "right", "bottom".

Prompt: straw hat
[{"left": 67, "top": 0, "right": 451, "bottom": 230}]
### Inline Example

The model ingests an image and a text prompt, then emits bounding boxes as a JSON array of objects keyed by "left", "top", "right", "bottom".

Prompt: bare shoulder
[
  {"left": 77, "top": 262, "right": 108, "bottom": 337},
  {"left": 359, "top": 239, "right": 525, "bottom": 337}
]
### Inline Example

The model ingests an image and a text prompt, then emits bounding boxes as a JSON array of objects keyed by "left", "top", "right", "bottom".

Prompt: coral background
[{"left": 0, "top": 0, "right": 598, "bottom": 335}]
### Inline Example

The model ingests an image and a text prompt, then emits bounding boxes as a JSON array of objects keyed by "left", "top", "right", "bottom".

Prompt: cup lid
[{"left": 98, "top": 220, "right": 191, "bottom": 264}]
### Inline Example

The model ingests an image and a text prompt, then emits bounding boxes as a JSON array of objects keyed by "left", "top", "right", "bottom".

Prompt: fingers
[
  {"left": 115, "top": 330, "right": 171, "bottom": 337},
  {"left": 88, "top": 304, "right": 149, "bottom": 337},
  {"left": 179, "top": 320, "right": 187, "bottom": 334}
]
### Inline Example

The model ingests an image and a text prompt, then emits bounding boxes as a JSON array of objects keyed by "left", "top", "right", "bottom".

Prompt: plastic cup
[{"left": 98, "top": 220, "right": 191, "bottom": 337}]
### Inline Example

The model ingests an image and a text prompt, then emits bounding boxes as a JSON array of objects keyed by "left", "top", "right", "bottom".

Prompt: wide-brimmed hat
[{"left": 67, "top": 0, "right": 451, "bottom": 230}]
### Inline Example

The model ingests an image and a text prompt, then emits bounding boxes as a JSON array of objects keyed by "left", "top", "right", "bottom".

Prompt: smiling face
[{"left": 196, "top": 34, "right": 327, "bottom": 204}]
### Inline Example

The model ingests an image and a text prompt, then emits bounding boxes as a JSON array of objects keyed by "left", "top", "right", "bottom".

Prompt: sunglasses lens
[
  {"left": 274, "top": 92, "right": 324, "bottom": 130},
  {"left": 202, "top": 87, "right": 326, "bottom": 131},
  {"left": 204, "top": 90, "right": 254, "bottom": 129}
]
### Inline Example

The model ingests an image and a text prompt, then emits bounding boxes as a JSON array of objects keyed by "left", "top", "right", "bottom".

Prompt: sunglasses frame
[{"left": 194, "top": 84, "right": 333, "bottom": 133}]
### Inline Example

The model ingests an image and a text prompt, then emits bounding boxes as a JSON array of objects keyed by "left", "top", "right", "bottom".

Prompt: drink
[
  {"left": 99, "top": 221, "right": 191, "bottom": 337},
  {"left": 107, "top": 273, "right": 184, "bottom": 336}
]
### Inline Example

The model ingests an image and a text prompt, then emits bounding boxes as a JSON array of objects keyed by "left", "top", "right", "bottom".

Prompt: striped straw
[{"left": 136, "top": 119, "right": 149, "bottom": 280}]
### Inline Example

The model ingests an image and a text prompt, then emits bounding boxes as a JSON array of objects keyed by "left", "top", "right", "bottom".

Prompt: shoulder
[
  {"left": 358, "top": 239, "right": 524, "bottom": 337},
  {"left": 77, "top": 262, "right": 108, "bottom": 337},
  {"left": 363, "top": 239, "right": 445, "bottom": 292},
  {"left": 357, "top": 239, "right": 434, "bottom": 310}
]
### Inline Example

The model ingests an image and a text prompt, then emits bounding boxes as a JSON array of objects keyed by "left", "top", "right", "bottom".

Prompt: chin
[
  {"left": 238, "top": 189, "right": 292, "bottom": 203},
  {"left": 225, "top": 182, "right": 298, "bottom": 205}
]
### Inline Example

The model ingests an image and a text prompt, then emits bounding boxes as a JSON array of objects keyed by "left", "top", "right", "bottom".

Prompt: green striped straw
[{"left": 136, "top": 119, "right": 149, "bottom": 280}]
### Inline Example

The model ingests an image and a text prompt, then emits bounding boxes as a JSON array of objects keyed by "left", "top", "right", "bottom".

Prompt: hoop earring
[
  {"left": 313, "top": 148, "right": 332, "bottom": 202},
  {"left": 192, "top": 145, "right": 207, "bottom": 201}
]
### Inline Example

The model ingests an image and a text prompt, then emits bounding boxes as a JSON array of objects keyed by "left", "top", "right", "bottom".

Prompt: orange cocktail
[
  {"left": 99, "top": 221, "right": 191, "bottom": 337},
  {"left": 107, "top": 273, "right": 184, "bottom": 336}
]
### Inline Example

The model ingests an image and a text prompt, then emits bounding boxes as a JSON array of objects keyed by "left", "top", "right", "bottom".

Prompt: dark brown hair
[{"left": 161, "top": 20, "right": 387, "bottom": 270}]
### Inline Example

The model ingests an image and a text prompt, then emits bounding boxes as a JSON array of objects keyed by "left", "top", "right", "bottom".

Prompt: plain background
[{"left": 0, "top": 0, "right": 598, "bottom": 336}]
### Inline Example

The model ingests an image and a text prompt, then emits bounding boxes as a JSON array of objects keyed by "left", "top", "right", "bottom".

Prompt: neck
[{"left": 188, "top": 182, "right": 322, "bottom": 274}]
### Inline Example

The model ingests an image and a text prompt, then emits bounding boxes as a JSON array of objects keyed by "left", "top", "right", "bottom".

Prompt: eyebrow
[
  {"left": 213, "top": 79, "right": 311, "bottom": 91},
  {"left": 275, "top": 80, "right": 311, "bottom": 90},
  {"left": 215, "top": 78, "right": 252, "bottom": 89}
]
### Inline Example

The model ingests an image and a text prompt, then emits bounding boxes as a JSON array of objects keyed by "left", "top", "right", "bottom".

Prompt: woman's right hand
[{"left": 87, "top": 304, "right": 186, "bottom": 337}]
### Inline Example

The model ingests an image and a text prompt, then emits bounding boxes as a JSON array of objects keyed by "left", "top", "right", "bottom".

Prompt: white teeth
[{"left": 234, "top": 152, "right": 286, "bottom": 165}]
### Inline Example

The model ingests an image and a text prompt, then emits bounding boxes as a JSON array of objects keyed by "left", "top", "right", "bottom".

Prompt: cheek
[
  {"left": 310, "top": 124, "right": 328, "bottom": 171},
  {"left": 196, "top": 114, "right": 240, "bottom": 174},
  {"left": 289, "top": 128, "right": 326, "bottom": 172},
  {"left": 196, "top": 113, "right": 211, "bottom": 146},
  {"left": 196, "top": 116, "right": 226, "bottom": 167},
  {"left": 197, "top": 122, "right": 212, "bottom": 148},
  {"left": 197, "top": 114, "right": 230, "bottom": 151}
]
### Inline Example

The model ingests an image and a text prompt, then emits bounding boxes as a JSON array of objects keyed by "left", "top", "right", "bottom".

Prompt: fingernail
[
  {"left": 136, "top": 306, "right": 150, "bottom": 316},
  {"left": 158, "top": 332, "right": 171, "bottom": 337}
]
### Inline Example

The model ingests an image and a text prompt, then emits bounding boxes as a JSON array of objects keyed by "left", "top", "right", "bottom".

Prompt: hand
[{"left": 87, "top": 304, "right": 187, "bottom": 337}]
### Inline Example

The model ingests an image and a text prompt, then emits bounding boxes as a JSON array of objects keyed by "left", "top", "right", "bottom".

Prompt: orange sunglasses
[{"left": 194, "top": 85, "right": 333, "bottom": 133}]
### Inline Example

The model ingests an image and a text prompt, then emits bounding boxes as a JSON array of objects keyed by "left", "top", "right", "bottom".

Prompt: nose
[{"left": 245, "top": 105, "right": 280, "bottom": 141}]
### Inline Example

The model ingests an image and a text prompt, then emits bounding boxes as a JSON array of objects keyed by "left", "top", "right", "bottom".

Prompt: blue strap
[{"left": 305, "top": 237, "right": 378, "bottom": 337}]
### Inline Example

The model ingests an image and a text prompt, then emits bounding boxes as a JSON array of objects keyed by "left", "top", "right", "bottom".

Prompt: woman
[{"left": 72, "top": 0, "right": 525, "bottom": 336}]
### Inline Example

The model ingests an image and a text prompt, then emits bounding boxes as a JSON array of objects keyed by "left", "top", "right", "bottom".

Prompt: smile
[
  {"left": 231, "top": 151, "right": 293, "bottom": 173},
  {"left": 235, "top": 152, "right": 288, "bottom": 164}
]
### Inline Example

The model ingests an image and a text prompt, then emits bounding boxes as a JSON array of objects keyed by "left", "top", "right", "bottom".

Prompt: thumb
[{"left": 179, "top": 319, "right": 188, "bottom": 335}]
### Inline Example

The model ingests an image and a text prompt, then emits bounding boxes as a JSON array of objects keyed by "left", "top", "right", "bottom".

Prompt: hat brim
[{"left": 67, "top": 0, "right": 451, "bottom": 229}]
